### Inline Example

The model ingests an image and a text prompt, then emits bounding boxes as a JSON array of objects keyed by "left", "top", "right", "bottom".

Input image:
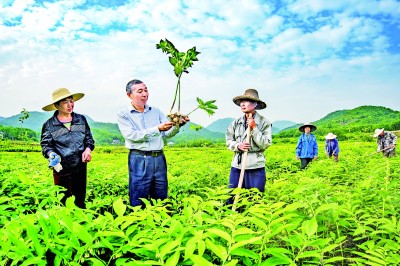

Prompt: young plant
[{"left": 156, "top": 38, "right": 217, "bottom": 126}]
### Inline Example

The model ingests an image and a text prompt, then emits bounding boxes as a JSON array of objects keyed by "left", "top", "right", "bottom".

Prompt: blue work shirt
[
  {"left": 325, "top": 138, "right": 340, "bottom": 155},
  {"left": 117, "top": 104, "right": 179, "bottom": 150},
  {"left": 296, "top": 133, "right": 318, "bottom": 158}
]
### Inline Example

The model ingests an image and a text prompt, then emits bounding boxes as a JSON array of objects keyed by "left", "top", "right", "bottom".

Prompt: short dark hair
[{"left": 126, "top": 79, "right": 143, "bottom": 94}]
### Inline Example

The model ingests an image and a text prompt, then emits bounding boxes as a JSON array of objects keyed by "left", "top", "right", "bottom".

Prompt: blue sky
[{"left": 0, "top": 0, "right": 399, "bottom": 126}]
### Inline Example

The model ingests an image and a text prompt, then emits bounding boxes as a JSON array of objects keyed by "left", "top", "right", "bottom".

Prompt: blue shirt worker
[
  {"left": 295, "top": 123, "right": 318, "bottom": 169},
  {"left": 226, "top": 89, "right": 272, "bottom": 204},
  {"left": 117, "top": 79, "right": 187, "bottom": 207},
  {"left": 324, "top": 132, "right": 340, "bottom": 162}
]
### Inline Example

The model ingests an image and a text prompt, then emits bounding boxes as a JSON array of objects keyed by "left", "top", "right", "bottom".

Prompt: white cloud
[{"left": 0, "top": 0, "right": 399, "bottom": 127}]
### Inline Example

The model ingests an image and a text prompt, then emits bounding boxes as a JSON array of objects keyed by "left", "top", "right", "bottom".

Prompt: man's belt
[{"left": 130, "top": 149, "right": 164, "bottom": 157}]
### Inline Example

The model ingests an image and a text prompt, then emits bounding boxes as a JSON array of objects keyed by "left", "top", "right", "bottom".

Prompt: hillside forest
[{"left": 0, "top": 105, "right": 399, "bottom": 145}]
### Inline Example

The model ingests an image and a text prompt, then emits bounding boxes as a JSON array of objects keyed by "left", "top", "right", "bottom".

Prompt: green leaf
[
  {"left": 174, "top": 64, "right": 183, "bottom": 76},
  {"left": 184, "top": 236, "right": 198, "bottom": 261},
  {"left": 165, "top": 250, "right": 180, "bottom": 266},
  {"left": 208, "top": 228, "right": 232, "bottom": 242},
  {"left": 159, "top": 240, "right": 180, "bottom": 259},
  {"left": 205, "top": 238, "right": 228, "bottom": 261},
  {"left": 113, "top": 197, "right": 126, "bottom": 217},
  {"left": 190, "top": 254, "right": 213, "bottom": 266},
  {"left": 72, "top": 222, "right": 93, "bottom": 244},
  {"left": 230, "top": 236, "right": 262, "bottom": 251},
  {"left": 230, "top": 247, "right": 259, "bottom": 260},
  {"left": 197, "top": 97, "right": 205, "bottom": 105},
  {"left": 302, "top": 217, "right": 318, "bottom": 238}
]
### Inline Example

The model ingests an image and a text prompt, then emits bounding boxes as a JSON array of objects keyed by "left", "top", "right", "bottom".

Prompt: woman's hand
[{"left": 82, "top": 148, "right": 92, "bottom": 163}]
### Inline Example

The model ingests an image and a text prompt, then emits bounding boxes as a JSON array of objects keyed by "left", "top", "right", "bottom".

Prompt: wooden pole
[
  {"left": 367, "top": 146, "right": 393, "bottom": 157},
  {"left": 232, "top": 114, "right": 252, "bottom": 211}
]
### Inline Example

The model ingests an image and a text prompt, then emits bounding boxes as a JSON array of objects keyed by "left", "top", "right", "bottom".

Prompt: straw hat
[
  {"left": 325, "top": 132, "right": 337, "bottom": 140},
  {"left": 233, "top": 89, "right": 266, "bottom": 110},
  {"left": 42, "top": 88, "right": 84, "bottom": 111},
  {"left": 373, "top": 128, "right": 384, "bottom": 138},
  {"left": 298, "top": 122, "right": 317, "bottom": 132}
]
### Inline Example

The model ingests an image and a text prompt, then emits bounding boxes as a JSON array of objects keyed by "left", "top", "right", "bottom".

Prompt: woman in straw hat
[
  {"left": 226, "top": 88, "right": 272, "bottom": 204},
  {"left": 373, "top": 128, "right": 397, "bottom": 157},
  {"left": 40, "top": 88, "right": 95, "bottom": 208},
  {"left": 324, "top": 132, "right": 340, "bottom": 162},
  {"left": 295, "top": 123, "right": 318, "bottom": 169}
]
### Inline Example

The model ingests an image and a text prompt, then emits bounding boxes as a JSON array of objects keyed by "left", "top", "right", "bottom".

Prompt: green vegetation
[
  {"left": 1, "top": 105, "right": 399, "bottom": 146},
  {"left": 276, "top": 105, "right": 400, "bottom": 142},
  {"left": 1, "top": 141, "right": 400, "bottom": 265}
]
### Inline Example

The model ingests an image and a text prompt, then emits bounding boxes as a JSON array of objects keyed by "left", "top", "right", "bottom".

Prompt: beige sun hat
[
  {"left": 298, "top": 122, "right": 317, "bottom": 132},
  {"left": 233, "top": 89, "right": 266, "bottom": 110},
  {"left": 373, "top": 128, "right": 384, "bottom": 138},
  {"left": 325, "top": 132, "right": 337, "bottom": 139},
  {"left": 42, "top": 88, "right": 84, "bottom": 111}
]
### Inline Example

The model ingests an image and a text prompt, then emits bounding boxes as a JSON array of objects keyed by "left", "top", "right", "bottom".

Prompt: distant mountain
[
  {"left": 272, "top": 120, "right": 297, "bottom": 131},
  {"left": 277, "top": 105, "right": 400, "bottom": 140},
  {"left": 0, "top": 111, "right": 95, "bottom": 132},
  {"left": 0, "top": 116, "right": 4, "bottom": 122},
  {"left": 0, "top": 111, "right": 118, "bottom": 144},
  {"left": 205, "top": 117, "right": 298, "bottom": 135},
  {"left": 169, "top": 122, "right": 225, "bottom": 144},
  {"left": 206, "top": 118, "right": 234, "bottom": 133},
  {"left": 0, "top": 111, "right": 225, "bottom": 145}
]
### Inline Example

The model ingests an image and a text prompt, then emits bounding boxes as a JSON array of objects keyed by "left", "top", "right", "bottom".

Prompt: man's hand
[
  {"left": 246, "top": 113, "right": 256, "bottom": 129},
  {"left": 238, "top": 142, "right": 251, "bottom": 151},
  {"left": 158, "top": 121, "right": 174, "bottom": 131}
]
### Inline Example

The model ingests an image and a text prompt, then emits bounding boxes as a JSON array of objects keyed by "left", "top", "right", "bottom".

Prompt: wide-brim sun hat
[
  {"left": 373, "top": 128, "right": 384, "bottom": 138},
  {"left": 233, "top": 88, "right": 267, "bottom": 110},
  {"left": 42, "top": 88, "right": 84, "bottom": 111},
  {"left": 325, "top": 132, "right": 337, "bottom": 139},
  {"left": 299, "top": 122, "right": 317, "bottom": 132}
]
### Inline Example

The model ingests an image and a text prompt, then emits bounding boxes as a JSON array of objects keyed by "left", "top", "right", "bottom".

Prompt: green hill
[
  {"left": 277, "top": 105, "right": 400, "bottom": 141},
  {"left": 206, "top": 118, "right": 234, "bottom": 133},
  {"left": 168, "top": 122, "right": 225, "bottom": 146}
]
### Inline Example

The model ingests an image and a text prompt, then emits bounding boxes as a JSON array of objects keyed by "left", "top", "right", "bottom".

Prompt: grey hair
[{"left": 126, "top": 79, "right": 143, "bottom": 94}]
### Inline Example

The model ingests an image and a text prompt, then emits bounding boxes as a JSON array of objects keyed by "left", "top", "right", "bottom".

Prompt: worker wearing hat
[
  {"left": 324, "top": 132, "right": 340, "bottom": 162},
  {"left": 41, "top": 88, "right": 95, "bottom": 208},
  {"left": 374, "top": 128, "right": 397, "bottom": 157},
  {"left": 226, "top": 88, "right": 272, "bottom": 204},
  {"left": 295, "top": 123, "right": 318, "bottom": 169}
]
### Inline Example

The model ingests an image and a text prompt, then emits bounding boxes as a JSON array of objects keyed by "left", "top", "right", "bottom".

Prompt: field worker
[
  {"left": 374, "top": 128, "right": 397, "bottom": 157},
  {"left": 226, "top": 89, "right": 272, "bottom": 204},
  {"left": 41, "top": 88, "right": 95, "bottom": 209},
  {"left": 295, "top": 123, "right": 318, "bottom": 169},
  {"left": 324, "top": 132, "right": 340, "bottom": 162},
  {"left": 117, "top": 79, "right": 188, "bottom": 208}
]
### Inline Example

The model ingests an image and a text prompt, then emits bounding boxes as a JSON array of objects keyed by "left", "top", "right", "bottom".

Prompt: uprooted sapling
[{"left": 167, "top": 113, "right": 189, "bottom": 126}]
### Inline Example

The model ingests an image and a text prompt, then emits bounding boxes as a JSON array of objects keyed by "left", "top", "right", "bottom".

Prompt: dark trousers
[
  {"left": 328, "top": 152, "right": 339, "bottom": 162},
  {"left": 228, "top": 167, "right": 266, "bottom": 204},
  {"left": 383, "top": 149, "right": 396, "bottom": 158},
  {"left": 300, "top": 158, "right": 313, "bottom": 169},
  {"left": 128, "top": 151, "right": 168, "bottom": 207},
  {"left": 53, "top": 163, "right": 87, "bottom": 208}
]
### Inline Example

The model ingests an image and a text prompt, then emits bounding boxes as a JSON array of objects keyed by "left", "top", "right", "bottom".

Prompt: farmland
[{"left": 1, "top": 140, "right": 400, "bottom": 265}]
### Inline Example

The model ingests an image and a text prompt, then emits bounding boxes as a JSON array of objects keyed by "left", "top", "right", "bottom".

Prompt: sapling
[{"left": 156, "top": 38, "right": 217, "bottom": 126}]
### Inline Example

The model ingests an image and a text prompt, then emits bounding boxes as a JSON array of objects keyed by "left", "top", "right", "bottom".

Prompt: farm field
[{"left": 1, "top": 141, "right": 400, "bottom": 265}]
